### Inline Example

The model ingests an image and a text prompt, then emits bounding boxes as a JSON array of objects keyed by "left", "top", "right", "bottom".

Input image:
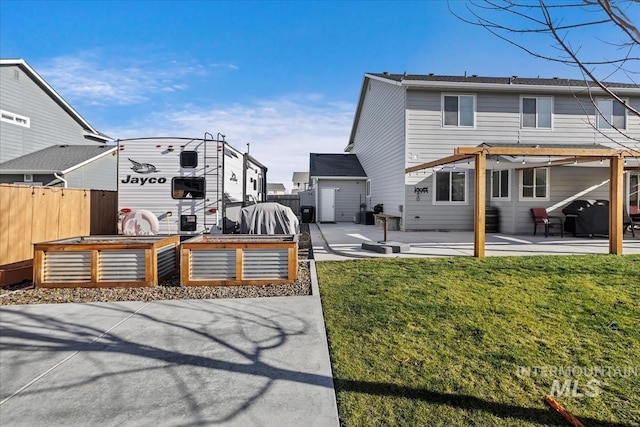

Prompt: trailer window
[
  {"left": 180, "top": 151, "right": 198, "bottom": 168},
  {"left": 172, "top": 177, "right": 205, "bottom": 199}
]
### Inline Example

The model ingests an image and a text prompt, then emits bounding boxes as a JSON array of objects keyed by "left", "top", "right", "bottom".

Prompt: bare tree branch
[{"left": 450, "top": 0, "right": 640, "bottom": 153}]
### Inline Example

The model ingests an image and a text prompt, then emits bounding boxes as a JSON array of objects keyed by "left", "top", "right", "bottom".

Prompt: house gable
[{"left": 0, "top": 59, "right": 110, "bottom": 164}]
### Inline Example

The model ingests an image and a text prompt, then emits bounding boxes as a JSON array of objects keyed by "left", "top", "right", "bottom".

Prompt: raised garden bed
[
  {"left": 33, "top": 235, "right": 180, "bottom": 288},
  {"left": 180, "top": 234, "right": 298, "bottom": 286}
]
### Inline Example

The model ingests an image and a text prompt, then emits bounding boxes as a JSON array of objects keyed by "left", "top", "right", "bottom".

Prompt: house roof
[
  {"left": 292, "top": 171, "right": 309, "bottom": 182},
  {"left": 0, "top": 59, "right": 111, "bottom": 142},
  {"left": 267, "top": 183, "right": 286, "bottom": 192},
  {"left": 367, "top": 73, "right": 639, "bottom": 90},
  {"left": 347, "top": 72, "right": 640, "bottom": 151},
  {"left": 310, "top": 153, "right": 367, "bottom": 178},
  {"left": 0, "top": 144, "right": 117, "bottom": 174}
]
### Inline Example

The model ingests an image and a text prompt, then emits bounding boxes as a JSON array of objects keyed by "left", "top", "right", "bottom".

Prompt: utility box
[{"left": 301, "top": 206, "right": 315, "bottom": 223}]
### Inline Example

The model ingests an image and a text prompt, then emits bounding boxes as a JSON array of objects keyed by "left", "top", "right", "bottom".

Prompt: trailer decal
[
  {"left": 121, "top": 175, "right": 167, "bottom": 185},
  {"left": 128, "top": 158, "right": 160, "bottom": 173}
]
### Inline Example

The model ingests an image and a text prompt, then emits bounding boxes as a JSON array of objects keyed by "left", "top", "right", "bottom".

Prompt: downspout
[{"left": 54, "top": 172, "right": 68, "bottom": 188}]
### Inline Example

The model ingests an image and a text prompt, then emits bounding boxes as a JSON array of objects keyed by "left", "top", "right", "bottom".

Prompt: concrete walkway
[
  {"left": 0, "top": 263, "right": 340, "bottom": 427},
  {"left": 311, "top": 222, "right": 640, "bottom": 261}
]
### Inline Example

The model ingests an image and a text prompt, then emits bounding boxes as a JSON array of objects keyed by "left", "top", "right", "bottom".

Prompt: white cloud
[
  {"left": 108, "top": 95, "right": 355, "bottom": 190},
  {"left": 38, "top": 54, "right": 229, "bottom": 106}
]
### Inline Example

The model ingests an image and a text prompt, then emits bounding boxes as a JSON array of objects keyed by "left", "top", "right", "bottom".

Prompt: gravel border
[
  {"left": 0, "top": 262, "right": 311, "bottom": 305},
  {"left": 0, "top": 224, "right": 314, "bottom": 306}
]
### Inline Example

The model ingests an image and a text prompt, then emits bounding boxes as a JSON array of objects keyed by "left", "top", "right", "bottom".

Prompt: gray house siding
[
  {"left": 0, "top": 64, "right": 102, "bottom": 164},
  {"left": 350, "top": 78, "right": 406, "bottom": 218},
  {"left": 401, "top": 86, "right": 639, "bottom": 233},
  {"left": 404, "top": 90, "right": 620, "bottom": 167},
  {"left": 404, "top": 170, "right": 476, "bottom": 231},
  {"left": 65, "top": 152, "right": 118, "bottom": 191},
  {"left": 316, "top": 179, "right": 366, "bottom": 223}
]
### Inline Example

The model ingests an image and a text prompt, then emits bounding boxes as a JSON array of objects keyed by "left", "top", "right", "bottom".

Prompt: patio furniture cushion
[{"left": 530, "top": 208, "right": 564, "bottom": 238}]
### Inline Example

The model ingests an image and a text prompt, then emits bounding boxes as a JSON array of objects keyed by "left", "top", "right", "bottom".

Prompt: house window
[
  {"left": 0, "top": 110, "right": 30, "bottom": 128},
  {"left": 434, "top": 170, "right": 467, "bottom": 203},
  {"left": 172, "top": 177, "right": 205, "bottom": 199},
  {"left": 491, "top": 170, "right": 510, "bottom": 199},
  {"left": 522, "top": 97, "right": 552, "bottom": 128},
  {"left": 443, "top": 95, "right": 475, "bottom": 127},
  {"left": 366, "top": 179, "right": 371, "bottom": 198},
  {"left": 597, "top": 98, "right": 626, "bottom": 129},
  {"left": 629, "top": 172, "right": 639, "bottom": 212},
  {"left": 521, "top": 168, "right": 549, "bottom": 200}
]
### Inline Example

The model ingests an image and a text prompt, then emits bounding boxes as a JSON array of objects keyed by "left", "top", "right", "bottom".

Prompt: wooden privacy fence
[
  {"left": 0, "top": 184, "right": 118, "bottom": 266},
  {"left": 267, "top": 195, "right": 301, "bottom": 216}
]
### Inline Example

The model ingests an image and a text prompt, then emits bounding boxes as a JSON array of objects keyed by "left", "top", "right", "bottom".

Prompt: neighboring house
[
  {"left": 0, "top": 144, "right": 117, "bottom": 190},
  {"left": 267, "top": 183, "right": 287, "bottom": 195},
  {"left": 309, "top": 153, "right": 367, "bottom": 223},
  {"left": 0, "top": 58, "right": 114, "bottom": 189},
  {"left": 345, "top": 72, "right": 640, "bottom": 234},
  {"left": 291, "top": 171, "right": 309, "bottom": 194}
]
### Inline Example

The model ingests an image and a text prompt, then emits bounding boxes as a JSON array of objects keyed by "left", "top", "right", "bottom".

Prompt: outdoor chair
[
  {"left": 530, "top": 208, "right": 564, "bottom": 238},
  {"left": 624, "top": 208, "right": 636, "bottom": 237}
]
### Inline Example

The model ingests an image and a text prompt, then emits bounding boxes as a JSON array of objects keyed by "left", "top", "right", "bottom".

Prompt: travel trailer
[{"left": 117, "top": 136, "right": 267, "bottom": 235}]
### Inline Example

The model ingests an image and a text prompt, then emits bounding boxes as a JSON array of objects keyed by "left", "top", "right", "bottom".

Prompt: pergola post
[
  {"left": 474, "top": 153, "right": 486, "bottom": 258},
  {"left": 609, "top": 155, "right": 624, "bottom": 255}
]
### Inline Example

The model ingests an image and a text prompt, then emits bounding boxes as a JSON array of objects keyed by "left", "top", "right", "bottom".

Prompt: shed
[{"left": 309, "top": 153, "right": 368, "bottom": 223}]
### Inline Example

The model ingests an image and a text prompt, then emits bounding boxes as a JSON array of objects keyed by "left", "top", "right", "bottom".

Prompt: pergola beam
[
  {"left": 474, "top": 153, "right": 486, "bottom": 258},
  {"left": 610, "top": 156, "right": 624, "bottom": 255},
  {"left": 455, "top": 147, "right": 640, "bottom": 158},
  {"left": 403, "top": 146, "right": 634, "bottom": 258},
  {"left": 515, "top": 156, "right": 599, "bottom": 170},
  {"left": 405, "top": 154, "right": 474, "bottom": 174}
]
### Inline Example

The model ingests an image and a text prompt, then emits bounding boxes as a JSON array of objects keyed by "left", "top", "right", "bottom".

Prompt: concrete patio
[
  {"left": 0, "top": 266, "right": 340, "bottom": 427},
  {"left": 311, "top": 222, "right": 640, "bottom": 261}
]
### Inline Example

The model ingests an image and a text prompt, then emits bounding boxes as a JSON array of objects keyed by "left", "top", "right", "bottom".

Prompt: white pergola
[{"left": 406, "top": 146, "right": 640, "bottom": 257}]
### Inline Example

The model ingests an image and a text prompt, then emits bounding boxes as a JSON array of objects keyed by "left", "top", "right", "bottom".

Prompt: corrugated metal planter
[
  {"left": 33, "top": 235, "right": 180, "bottom": 288},
  {"left": 180, "top": 235, "right": 298, "bottom": 286}
]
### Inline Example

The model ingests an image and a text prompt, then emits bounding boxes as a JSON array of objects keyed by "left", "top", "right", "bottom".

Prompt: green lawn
[{"left": 317, "top": 255, "right": 640, "bottom": 427}]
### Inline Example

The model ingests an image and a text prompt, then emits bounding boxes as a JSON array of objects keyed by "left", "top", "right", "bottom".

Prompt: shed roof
[
  {"left": 309, "top": 153, "right": 367, "bottom": 178},
  {"left": 0, "top": 144, "right": 117, "bottom": 174}
]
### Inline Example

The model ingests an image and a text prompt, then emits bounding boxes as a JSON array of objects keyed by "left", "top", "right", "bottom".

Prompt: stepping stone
[{"left": 361, "top": 241, "right": 411, "bottom": 254}]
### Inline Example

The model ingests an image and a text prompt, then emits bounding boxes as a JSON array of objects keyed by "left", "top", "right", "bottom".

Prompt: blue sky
[{"left": 1, "top": 0, "right": 636, "bottom": 189}]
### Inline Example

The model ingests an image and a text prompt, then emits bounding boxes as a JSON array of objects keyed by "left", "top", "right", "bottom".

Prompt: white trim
[
  {"left": 627, "top": 170, "right": 639, "bottom": 211},
  {"left": 432, "top": 169, "right": 468, "bottom": 205},
  {"left": 365, "top": 179, "right": 371, "bottom": 198},
  {"left": 363, "top": 73, "right": 403, "bottom": 86},
  {"left": 520, "top": 96, "right": 553, "bottom": 129},
  {"left": 0, "top": 109, "right": 30, "bottom": 128},
  {"left": 490, "top": 169, "right": 511, "bottom": 201},
  {"left": 519, "top": 167, "right": 550, "bottom": 201},
  {"left": 441, "top": 93, "right": 476, "bottom": 128}
]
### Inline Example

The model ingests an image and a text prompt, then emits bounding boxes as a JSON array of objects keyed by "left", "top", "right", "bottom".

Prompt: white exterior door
[{"left": 319, "top": 188, "right": 336, "bottom": 222}]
